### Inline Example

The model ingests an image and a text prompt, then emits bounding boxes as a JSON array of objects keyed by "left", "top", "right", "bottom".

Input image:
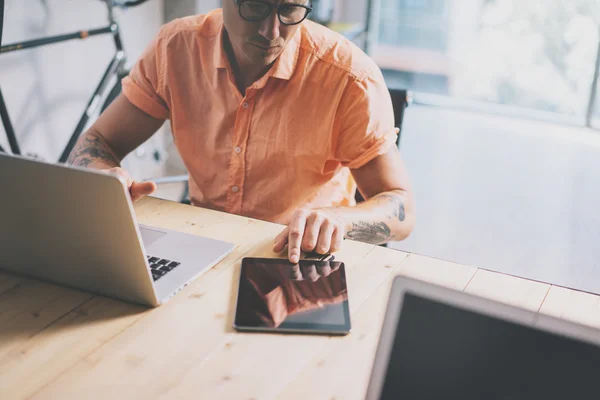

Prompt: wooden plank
[
  {"left": 0, "top": 279, "right": 92, "bottom": 361},
  {"left": 464, "top": 269, "right": 550, "bottom": 311},
  {"left": 345, "top": 246, "right": 408, "bottom": 311},
  {"left": 0, "top": 297, "right": 145, "bottom": 400},
  {"left": 277, "top": 254, "right": 477, "bottom": 400},
  {"left": 136, "top": 196, "right": 275, "bottom": 247},
  {"left": 277, "top": 280, "right": 393, "bottom": 400},
  {"left": 394, "top": 254, "right": 478, "bottom": 291},
  {"left": 539, "top": 286, "right": 600, "bottom": 329},
  {"left": 0, "top": 271, "right": 24, "bottom": 296},
  {"left": 28, "top": 239, "right": 384, "bottom": 400}
]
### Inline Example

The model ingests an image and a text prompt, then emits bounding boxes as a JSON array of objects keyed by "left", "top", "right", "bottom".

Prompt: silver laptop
[
  {"left": 0, "top": 153, "right": 235, "bottom": 307},
  {"left": 366, "top": 276, "right": 600, "bottom": 399}
]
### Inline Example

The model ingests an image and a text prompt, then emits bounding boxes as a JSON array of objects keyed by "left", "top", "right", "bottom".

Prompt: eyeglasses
[{"left": 235, "top": 0, "right": 313, "bottom": 26}]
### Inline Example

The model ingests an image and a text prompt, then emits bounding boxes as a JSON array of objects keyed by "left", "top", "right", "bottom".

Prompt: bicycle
[{"left": 0, "top": 0, "right": 151, "bottom": 163}]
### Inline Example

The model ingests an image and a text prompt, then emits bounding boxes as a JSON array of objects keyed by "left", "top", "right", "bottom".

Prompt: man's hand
[
  {"left": 273, "top": 209, "right": 346, "bottom": 264},
  {"left": 106, "top": 167, "right": 157, "bottom": 202}
]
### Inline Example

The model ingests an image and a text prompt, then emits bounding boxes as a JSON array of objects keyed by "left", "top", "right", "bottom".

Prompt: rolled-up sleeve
[
  {"left": 121, "top": 27, "right": 170, "bottom": 120},
  {"left": 333, "top": 72, "right": 398, "bottom": 170}
]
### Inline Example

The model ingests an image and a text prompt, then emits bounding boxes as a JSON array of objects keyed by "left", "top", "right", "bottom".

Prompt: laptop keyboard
[{"left": 147, "top": 256, "right": 181, "bottom": 281}]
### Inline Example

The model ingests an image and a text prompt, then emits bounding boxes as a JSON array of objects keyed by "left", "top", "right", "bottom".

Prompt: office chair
[{"left": 389, "top": 88, "right": 412, "bottom": 148}]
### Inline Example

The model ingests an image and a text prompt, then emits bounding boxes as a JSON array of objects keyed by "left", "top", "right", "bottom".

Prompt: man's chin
[{"left": 246, "top": 48, "right": 283, "bottom": 65}]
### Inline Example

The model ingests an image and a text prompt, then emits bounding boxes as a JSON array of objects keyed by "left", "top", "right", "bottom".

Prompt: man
[{"left": 67, "top": 0, "right": 415, "bottom": 263}]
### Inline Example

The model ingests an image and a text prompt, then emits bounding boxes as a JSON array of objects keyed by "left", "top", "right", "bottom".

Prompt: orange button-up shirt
[{"left": 122, "top": 9, "right": 397, "bottom": 224}]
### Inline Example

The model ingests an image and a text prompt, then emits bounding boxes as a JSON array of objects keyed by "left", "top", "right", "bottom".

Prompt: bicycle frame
[{"left": 0, "top": 0, "right": 128, "bottom": 162}]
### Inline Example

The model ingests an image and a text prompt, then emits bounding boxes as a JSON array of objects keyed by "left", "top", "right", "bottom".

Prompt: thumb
[
  {"left": 130, "top": 180, "right": 157, "bottom": 200},
  {"left": 138, "top": 181, "right": 157, "bottom": 195}
]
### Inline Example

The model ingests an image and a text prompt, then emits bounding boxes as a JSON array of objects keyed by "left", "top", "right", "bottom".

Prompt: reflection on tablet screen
[{"left": 234, "top": 258, "right": 351, "bottom": 335}]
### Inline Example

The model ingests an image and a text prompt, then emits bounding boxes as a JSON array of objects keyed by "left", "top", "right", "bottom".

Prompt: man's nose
[{"left": 258, "top": 11, "right": 281, "bottom": 41}]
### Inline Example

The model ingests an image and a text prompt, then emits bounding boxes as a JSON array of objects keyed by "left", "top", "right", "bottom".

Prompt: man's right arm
[
  {"left": 67, "top": 128, "right": 122, "bottom": 169},
  {"left": 67, "top": 93, "right": 165, "bottom": 169},
  {"left": 67, "top": 93, "right": 166, "bottom": 201}
]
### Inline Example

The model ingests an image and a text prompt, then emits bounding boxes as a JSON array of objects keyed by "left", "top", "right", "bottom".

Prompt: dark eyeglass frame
[{"left": 235, "top": 0, "right": 313, "bottom": 26}]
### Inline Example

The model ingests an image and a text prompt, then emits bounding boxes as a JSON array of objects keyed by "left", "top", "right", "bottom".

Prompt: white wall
[
  {"left": 195, "top": 0, "right": 220, "bottom": 14},
  {"left": 0, "top": 0, "right": 164, "bottom": 161},
  {"left": 337, "top": 0, "right": 368, "bottom": 24},
  {"left": 166, "top": 0, "right": 220, "bottom": 20},
  {"left": 165, "top": 0, "right": 196, "bottom": 21}
]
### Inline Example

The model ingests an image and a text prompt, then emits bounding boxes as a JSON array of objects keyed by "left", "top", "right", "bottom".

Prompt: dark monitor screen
[{"left": 380, "top": 293, "right": 600, "bottom": 400}]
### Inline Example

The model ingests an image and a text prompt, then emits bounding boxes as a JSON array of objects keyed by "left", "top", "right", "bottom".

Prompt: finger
[
  {"left": 139, "top": 181, "right": 157, "bottom": 194},
  {"left": 330, "top": 227, "right": 344, "bottom": 253},
  {"left": 288, "top": 211, "right": 308, "bottom": 264},
  {"left": 301, "top": 212, "right": 323, "bottom": 253},
  {"left": 315, "top": 221, "right": 335, "bottom": 255},
  {"left": 273, "top": 227, "right": 289, "bottom": 253},
  {"left": 130, "top": 181, "right": 156, "bottom": 201},
  {"left": 109, "top": 168, "right": 134, "bottom": 192}
]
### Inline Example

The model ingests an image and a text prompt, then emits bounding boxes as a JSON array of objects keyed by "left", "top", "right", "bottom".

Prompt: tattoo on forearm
[
  {"left": 67, "top": 132, "right": 120, "bottom": 167},
  {"left": 396, "top": 202, "right": 406, "bottom": 222},
  {"left": 374, "top": 193, "right": 406, "bottom": 222},
  {"left": 346, "top": 221, "right": 392, "bottom": 245}
]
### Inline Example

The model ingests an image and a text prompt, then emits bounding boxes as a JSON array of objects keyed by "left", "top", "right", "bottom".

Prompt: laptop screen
[{"left": 380, "top": 292, "right": 600, "bottom": 399}]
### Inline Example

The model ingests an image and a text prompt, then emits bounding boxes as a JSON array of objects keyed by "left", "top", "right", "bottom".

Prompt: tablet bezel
[{"left": 233, "top": 257, "right": 352, "bottom": 336}]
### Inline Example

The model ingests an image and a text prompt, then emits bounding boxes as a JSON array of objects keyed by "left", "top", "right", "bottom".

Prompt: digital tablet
[{"left": 233, "top": 257, "right": 351, "bottom": 335}]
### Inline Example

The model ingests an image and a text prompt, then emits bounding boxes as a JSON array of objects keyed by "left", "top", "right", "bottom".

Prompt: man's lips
[{"left": 250, "top": 43, "right": 280, "bottom": 51}]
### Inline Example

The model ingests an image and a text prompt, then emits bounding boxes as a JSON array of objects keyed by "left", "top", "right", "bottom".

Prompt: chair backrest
[{"left": 388, "top": 88, "right": 410, "bottom": 148}]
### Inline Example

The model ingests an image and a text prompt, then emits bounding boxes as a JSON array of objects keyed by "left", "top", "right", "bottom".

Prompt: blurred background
[{"left": 1, "top": 0, "right": 600, "bottom": 290}]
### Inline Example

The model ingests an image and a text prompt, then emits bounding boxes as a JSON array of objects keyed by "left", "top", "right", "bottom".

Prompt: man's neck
[
  {"left": 223, "top": 31, "right": 274, "bottom": 94},
  {"left": 235, "top": 61, "right": 273, "bottom": 93}
]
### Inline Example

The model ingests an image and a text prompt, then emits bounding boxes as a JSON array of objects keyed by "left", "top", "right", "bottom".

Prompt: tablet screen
[{"left": 234, "top": 258, "right": 351, "bottom": 335}]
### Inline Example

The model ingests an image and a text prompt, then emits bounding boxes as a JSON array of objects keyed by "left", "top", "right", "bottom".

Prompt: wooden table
[{"left": 2, "top": 197, "right": 600, "bottom": 400}]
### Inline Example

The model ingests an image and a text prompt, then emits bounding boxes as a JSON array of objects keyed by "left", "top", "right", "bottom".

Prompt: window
[
  {"left": 372, "top": 0, "right": 600, "bottom": 126},
  {"left": 591, "top": 54, "right": 600, "bottom": 128},
  {"left": 379, "top": 0, "right": 450, "bottom": 51}
]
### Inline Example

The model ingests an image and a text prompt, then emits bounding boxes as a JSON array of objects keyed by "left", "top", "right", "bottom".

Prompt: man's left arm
[
  {"left": 273, "top": 145, "right": 415, "bottom": 262},
  {"left": 340, "top": 145, "right": 415, "bottom": 244},
  {"left": 273, "top": 70, "right": 415, "bottom": 263}
]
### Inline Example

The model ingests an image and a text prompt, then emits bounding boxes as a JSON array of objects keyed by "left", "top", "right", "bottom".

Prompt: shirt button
[
  {"left": 234, "top": 147, "right": 242, "bottom": 154},
  {"left": 242, "top": 102, "right": 249, "bottom": 109},
  {"left": 232, "top": 186, "right": 239, "bottom": 193}
]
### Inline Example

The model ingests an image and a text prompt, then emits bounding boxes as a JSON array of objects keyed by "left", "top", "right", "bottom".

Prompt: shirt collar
[
  {"left": 269, "top": 28, "right": 301, "bottom": 81},
  {"left": 214, "top": 23, "right": 229, "bottom": 70}
]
